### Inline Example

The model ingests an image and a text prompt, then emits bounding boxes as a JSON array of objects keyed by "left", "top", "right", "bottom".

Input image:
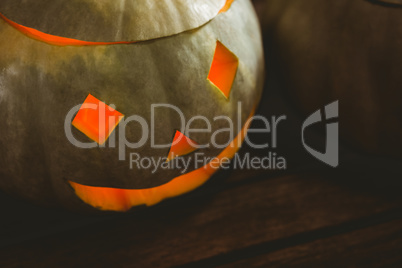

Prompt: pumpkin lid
[{"left": 0, "top": 0, "right": 227, "bottom": 42}]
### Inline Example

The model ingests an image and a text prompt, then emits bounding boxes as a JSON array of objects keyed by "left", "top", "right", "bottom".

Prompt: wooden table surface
[{"left": 1, "top": 3, "right": 402, "bottom": 267}]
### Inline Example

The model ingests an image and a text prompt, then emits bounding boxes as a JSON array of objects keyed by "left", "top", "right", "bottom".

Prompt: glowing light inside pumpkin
[
  {"left": 208, "top": 41, "right": 239, "bottom": 99},
  {"left": 219, "top": 0, "right": 235, "bottom": 13},
  {"left": 69, "top": 109, "right": 255, "bottom": 212},
  {"left": 0, "top": 13, "right": 133, "bottom": 46},
  {"left": 72, "top": 94, "right": 124, "bottom": 145},
  {"left": 167, "top": 130, "right": 198, "bottom": 161}
]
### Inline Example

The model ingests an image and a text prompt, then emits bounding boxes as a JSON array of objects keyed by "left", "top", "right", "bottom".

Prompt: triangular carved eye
[
  {"left": 208, "top": 41, "right": 239, "bottom": 99},
  {"left": 167, "top": 131, "right": 198, "bottom": 161},
  {"left": 72, "top": 94, "right": 124, "bottom": 145}
]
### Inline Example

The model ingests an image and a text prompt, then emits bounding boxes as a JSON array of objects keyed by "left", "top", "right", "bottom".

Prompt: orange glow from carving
[
  {"left": 69, "top": 109, "right": 255, "bottom": 212},
  {"left": 0, "top": 13, "right": 133, "bottom": 46},
  {"left": 208, "top": 41, "right": 239, "bottom": 99},
  {"left": 167, "top": 131, "right": 198, "bottom": 161},
  {"left": 219, "top": 0, "right": 235, "bottom": 13},
  {"left": 72, "top": 94, "right": 124, "bottom": 145},
  {"left": 0, "top": 1, "right": 234, "bottom": 47}
]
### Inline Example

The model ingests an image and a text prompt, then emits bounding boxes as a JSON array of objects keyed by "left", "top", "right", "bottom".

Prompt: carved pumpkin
[
  {"left": 262, "top": 0, "right": 402, "bottom": 156},
  {"left": 0, "top": 0, "right": 264, "bottom": 212}
]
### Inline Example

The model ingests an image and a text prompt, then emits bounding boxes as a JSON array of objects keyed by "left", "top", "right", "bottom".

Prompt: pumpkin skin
[
  {"left": 262, "top": 0, "right": 402, "bottom": 156},
  {"left": 0, "top": 0, "right": 264, "bottom": 212}
]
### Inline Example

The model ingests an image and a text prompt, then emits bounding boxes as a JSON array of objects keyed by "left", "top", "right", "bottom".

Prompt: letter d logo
[{"left": 302, "top": 101, "right": 339, "bottom": 167}]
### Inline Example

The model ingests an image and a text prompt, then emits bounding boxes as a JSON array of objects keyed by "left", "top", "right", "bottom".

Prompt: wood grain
[
  {"left": 222, "top": 219, "right": 402, "bottom": 268},
  {"left": 1, "top": 170, "right": 401, "bottom": 267}
]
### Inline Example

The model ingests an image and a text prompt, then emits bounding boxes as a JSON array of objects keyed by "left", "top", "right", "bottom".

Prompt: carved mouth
[{"left": 69, "top": 111, "right": 254, "bottom": 212}]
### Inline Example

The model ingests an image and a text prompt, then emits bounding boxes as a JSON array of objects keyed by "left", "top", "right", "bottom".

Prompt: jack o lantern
[
  {"left": 0, "top": 0, "right": 264, "bottom": 212},
  {"left": 261, "top": 0, "right": 402, "bottom": 157}
]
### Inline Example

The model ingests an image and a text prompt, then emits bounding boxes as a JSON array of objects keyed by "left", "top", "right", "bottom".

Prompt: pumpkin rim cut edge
[{"left": 0, "top": 0, "right": 236, "bottom": 46}]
